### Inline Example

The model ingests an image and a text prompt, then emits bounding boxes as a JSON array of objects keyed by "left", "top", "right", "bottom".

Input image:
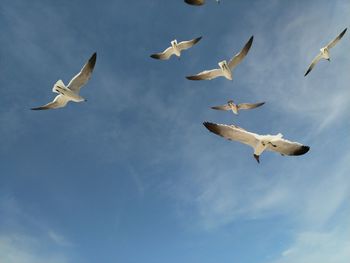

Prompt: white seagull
[
  {"left": 150, "top": 37, "right": 202, "bottom": 60},
  {"left": 31, "top": 53, "right": 97, "bottom": 110},
  {"left": 305, "top": 28, "right": 347, "bottom": 76},
  {"left": 186, "top": 36, "right": 253, "bottom": 81},
  {"left": 211, "top": 100, "right": 265, "bottom": 115},
  {"left": 184, "top": 0, "right": 220, "bottom": 6},
  {"left": 203, "top": 122, "right": 310, "bottom": 163}
]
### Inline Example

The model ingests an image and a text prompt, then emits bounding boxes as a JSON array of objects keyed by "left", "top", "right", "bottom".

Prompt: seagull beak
[
  {"left": 327, "top": 58, "right": 331, "bottom": 62},
  {"left": 85, "top": 99, "right": 88, "bottom": 102},
  {"left": 253, "top": 154, "right": 260, "bottom": 164}
]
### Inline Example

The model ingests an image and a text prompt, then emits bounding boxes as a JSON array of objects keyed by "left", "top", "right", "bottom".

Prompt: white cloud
[
  {"left": 0, "top": 234, "right": 70, "bottom": 263},
  {"left": 273, "top": 222, "right": 350, "bottom": 263}
]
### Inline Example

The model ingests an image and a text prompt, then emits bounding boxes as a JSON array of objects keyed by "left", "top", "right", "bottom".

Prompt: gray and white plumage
[
  {"left": 203, "top": 122, "right": 310, "bottom": 163},
  {"left": 150, "top": 37, "right": 202, "bottom": 60},
  {"left": 305, "top": 28, "right": 347, "bottom": 76},
  {"left": 186, "top": 36, "right": 253, "bottom": 81},
  {"left": 184, "top": 0, "right": 220, "bottom": 6},
  {"left": 211, "top": 100, "right": 265, "bottom": 115},
  {"left": 31, "top": 52, "right": 97, "bottom": 110}
]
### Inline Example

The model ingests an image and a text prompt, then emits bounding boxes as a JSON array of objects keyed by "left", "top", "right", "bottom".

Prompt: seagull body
[
  {"left": 305, "top": 28, "right": 347, "bottom": 76},
  {"left": 31, "top": 53, "right": 97, "bottom": 110},
  {"left": 186, "top": 36, "right": 253, "bottom": 81},
  {"left": 150, "top": 37, "right": 202, "bottom": 60},
  {"left": 203, "top": 122, "right": 310, "bottom": 163},
  {"left": 211, "top": 100, "right": 265, "bottom": 115},
  {"left": 184, "top": 0, "right": 220, "bottom": 6}
]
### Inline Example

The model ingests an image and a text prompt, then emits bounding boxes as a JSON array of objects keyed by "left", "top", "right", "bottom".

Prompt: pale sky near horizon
[{"left": 0, "top": 1, "right": 350, "bottom": 263}]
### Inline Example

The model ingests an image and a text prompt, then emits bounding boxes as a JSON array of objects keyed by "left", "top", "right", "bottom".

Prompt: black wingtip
[
  {"left": 304, "top": 70, "right": 310, "bottom": 77},
  {"left": 89, "top": 52, "right": 97, "bottom": 68},
  {"left": 184, "top": 0, "right": 204, "bottom": 6},
  {"left": 253, "top": 154, "right": 260, "bottom": 164},
  {"left": 203, "top": 122, "right": 220, "bottom": 135},
  {"left": 293, "top": 145, "right": 310, "bottom": 156},
  {"left": 186, "top": 75, "right": 200, "bottom": 80},
  {"left": 195, "top": 36, "right": 203, "bottom": 43},
  {"left": 150, "top": 54, "right": 159, "bottom": 60}
]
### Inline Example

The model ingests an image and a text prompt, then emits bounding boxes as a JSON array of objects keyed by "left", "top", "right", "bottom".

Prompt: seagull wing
[
  {"left": 186, "top": 68, "right": 223, "bottom": 80},
  {"left": 268, "top": 137, "right": 310, "bottom": 156},
  {"left": 184, "top": 0, "right": 204, "bottom": 5},
  {"left": 304, "top": 52, "right": 323, "bottom": 76},
  {"left": 178, "top": 36, "right": 202, "bottom": 51},
  {"left": 203, "top": 122, "right": 258, "bottom": 148},
  {"left": 238, "top": 102, "right": 265, "bottom": 110},
  {"left": 150, "top": 46, "right": 175, "bottom": 60},
  {"left": 67, "top": 52, "right": 97, "bottom": 93},
  {"left": 228, "top": 35, "right": 254, "bottom": 69},
  {"left": 211, "top": 104, "right": 231, "bottom": 111},
  {"left": 326, "top": 28, "right": 347, "bottom": 49},
  {"left": 31, "top": 94, "right": 69, "bottom": 110}
]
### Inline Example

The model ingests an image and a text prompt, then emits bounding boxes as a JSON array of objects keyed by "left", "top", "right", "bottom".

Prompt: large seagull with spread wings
[
  {"left": 186, "top": 36, "right": 253, "bottom": 81},
  {"left": 31, "top": 52, "right": 97, "bottom": 110},
  {"left": 304, "top": 28, "right": 347, "bottom": 76},
  {"left": 203, "top": 122, "right": 310, "bottom": 163}
]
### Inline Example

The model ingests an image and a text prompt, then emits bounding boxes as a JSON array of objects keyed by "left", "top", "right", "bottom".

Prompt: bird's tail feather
[{"left": 52, "top": 80, "right": 65, "bottom": 94}]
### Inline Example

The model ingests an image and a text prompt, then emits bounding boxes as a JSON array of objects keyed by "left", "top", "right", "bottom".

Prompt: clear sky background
[{"left": 0, "top": 0, "right": 349, "bottom": 262}]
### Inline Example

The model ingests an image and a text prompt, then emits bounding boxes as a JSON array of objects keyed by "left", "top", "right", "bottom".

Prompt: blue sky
[{"left": 0, "top": 0, "right": 349, "bottom": 262}]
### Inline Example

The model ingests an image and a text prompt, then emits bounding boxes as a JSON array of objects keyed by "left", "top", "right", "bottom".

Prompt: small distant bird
[
  {"left": 211, "top": 100, "right": 265, "bottom": 115},
  {"left": 203, "top": 122, "right": 310, "bottom": 163},
  {"left": 186, "top": 36, "right": 253, "bottom": 81},
  {"left": 184, "top": 0, "right": 220, "bottom": 6},
  {"left": 31, "top": 53, "right": 97, "bottom": 110},
  {"left": 304, "top": 28, "right": 347, "bottom": 76},
  {"left": 150, "top": 37, "right": 202, "bottom": 60}
]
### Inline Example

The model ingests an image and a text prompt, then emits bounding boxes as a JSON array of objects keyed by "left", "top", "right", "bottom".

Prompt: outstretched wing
[
  {"left": 150, "top": 46, "right": 175, "bottom": 60},
  {"left": 304, "top": 52, "right": 322, "bottom": 76},
  {"left": 186, "top": 68, "right": 223, "bottom": 80},
  {"left": 211, "top": 104, "right": 231, "bottom": 111},
  {"left": 326, "top": 28, "right": 347, "bottom": 49},
  {"left": 67, "top": 52, "right": 97, "bottom": 93},
  {"left": 228, "top": 35, "right": 254, "bottom": 69},
  {"left": 268, "top": 138, "right": 310, "bottom": 156},
  {"left": 178, "top": 36, "right": 202, "bottom": 51},
  {"left": 31, "top": 94, "right": 69, "bottom": 110},
  {"left": 238, "top": 102, "right": 265, "bottom": 110},
  {"left": 184, "top": 0, "right": 204, "bottom": 5},
  {"left": 203, "top": 122, "right": 258, "bottom": 148}
]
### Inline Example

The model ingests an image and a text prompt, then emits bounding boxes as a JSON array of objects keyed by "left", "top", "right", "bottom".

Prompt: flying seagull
[
  {"left": 31, "top": 53, "right": 97, "bottom": 110},
  {"left": 203, "top": 122, "right": 310, "bottom": 163},
  {"left": 150, "top": 37, "right": 202, "bottom": 60},
  {"left": 304, "top": 28, "right": 347, "bottom": 76},
  {"left": 211, "top": 100, "right": 265, "bottom": 115},
  {"left": 184, "top": 0, "right": 220, "bottom": 6},
  {"left": 186, "top": 36, "right": 253, "bottom": 81}
]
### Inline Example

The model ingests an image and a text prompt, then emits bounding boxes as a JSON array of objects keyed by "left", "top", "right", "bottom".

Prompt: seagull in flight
[
  {"left": 150, "top": 37, "right": 202, "bottom": 60},
  {"left": 184, "top": 0, "right": 220, "bottom": 5},
  {"left": 203, "top": 122, "right": 310, "bottom": 163},
  {"left": 304, "top": 28, "right": 347, "bottom": 76},
  {"left": 31, "top": 53, "right": 97, "bottom": 110},
  {"left": 186, "top": 36, "right": 253, "bottom": 81},
  {"left": 211, "top": 100, "right": 265, "bottom": 115}
]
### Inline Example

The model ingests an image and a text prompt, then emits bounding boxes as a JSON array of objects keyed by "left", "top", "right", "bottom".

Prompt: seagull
[
  {"left": 184, "top": 0, "right": 220, "bottom": 6},
  {"left": 150, "top": 37, "right": 202, "bottom": 60},
  {"left": 211, "top": 100, "right": 265, "bottom": 115},
  {"left": 186, "top": 36, "right": 253, "bottom": 81},
  {"left": 31, "top": 53, "right": 97, "bottom": 110},
  {"left": 304, "top": 28, "right": 347, "bottom": 76},
  {"left": 203, "top": 122, "right": 310, "bottom": 163}
]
